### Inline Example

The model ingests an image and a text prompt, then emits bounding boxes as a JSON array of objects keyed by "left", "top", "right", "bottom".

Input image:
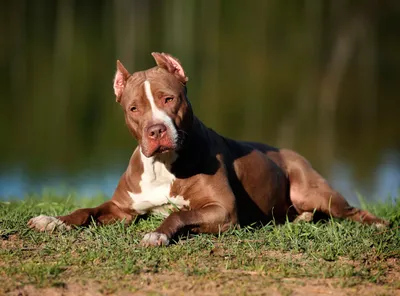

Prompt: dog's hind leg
[{"left": 280, "top": 149, "right": 389, "bottom": 226}]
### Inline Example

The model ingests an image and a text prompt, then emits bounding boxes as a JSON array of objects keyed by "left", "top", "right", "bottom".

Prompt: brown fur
[{"left": 28, "top": 52, "right": 389, "bottom": 245}]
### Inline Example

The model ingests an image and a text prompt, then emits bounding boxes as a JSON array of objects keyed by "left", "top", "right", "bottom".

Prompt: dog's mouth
[
  {"left": 154, "top": 145, "right": 174, "bottom": 154},
  {"left": 142, "top": 140, "right": 177, "bottom": 158},
  {"left": 140, "top": 125, "right": 185, "bottom": 158}
]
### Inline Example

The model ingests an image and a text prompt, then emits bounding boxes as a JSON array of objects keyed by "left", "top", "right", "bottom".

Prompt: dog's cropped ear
[
  {"left": 113, "top": 60, "right": 130, "bottom": 103},
  {"left": 151, "top": 52, "right": 188, "bottom": 84}
]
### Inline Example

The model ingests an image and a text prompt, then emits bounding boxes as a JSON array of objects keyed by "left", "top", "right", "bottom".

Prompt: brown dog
[{"left": 28, "top": 52, "right": 388, "bottom": 246}]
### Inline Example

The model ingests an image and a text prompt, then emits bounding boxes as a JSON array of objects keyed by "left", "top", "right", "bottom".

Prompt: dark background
[{"left": 0, "top": 0, "right": 399, "bottom": 204}]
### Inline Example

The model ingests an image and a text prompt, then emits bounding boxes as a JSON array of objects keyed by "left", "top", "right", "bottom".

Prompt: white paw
[
  {"left": 374, "top": 222, "right": 389, "bottom": 230},
  {"left": 140, "top": 232, "right": 169, "bottom": 247},
  {"left": 294, "top": 212, "right": 314, "bottom": 223},
  {"left": 27, "top": 215, "right": 71, "bottom": 232}
]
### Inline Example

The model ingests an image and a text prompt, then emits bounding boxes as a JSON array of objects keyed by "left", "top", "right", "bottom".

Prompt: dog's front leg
[
  {"left": 28, "top": 200, "right": 135, "bottom": 231},
  {"left": 140, "top": 205, "right": 232, "bottom": 246}
]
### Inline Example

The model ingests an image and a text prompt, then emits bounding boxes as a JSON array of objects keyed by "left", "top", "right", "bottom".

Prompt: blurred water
[
  {"left": 1, "top": 153, "right": 399, "bottom": 206},
  {"left": 0, "top": 0, "right": 399, "bottom": 204}
]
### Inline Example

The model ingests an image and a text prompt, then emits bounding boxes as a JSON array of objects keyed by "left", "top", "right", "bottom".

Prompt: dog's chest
[{"left": 128, "top": 153, "right": 189, "bottom": 215}]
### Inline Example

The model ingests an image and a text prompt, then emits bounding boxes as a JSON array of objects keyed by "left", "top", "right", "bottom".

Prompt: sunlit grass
[{"left": 0, "top": 193, "right": 399, "bottom": 294}]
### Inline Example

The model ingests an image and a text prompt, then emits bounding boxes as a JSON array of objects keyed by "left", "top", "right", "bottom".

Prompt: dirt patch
[
  {"left": 5, "top": 272, "right": 400, "bottom": 296},
  {"left": 1, "top": 234, "right": 24, "bottom": 249}
]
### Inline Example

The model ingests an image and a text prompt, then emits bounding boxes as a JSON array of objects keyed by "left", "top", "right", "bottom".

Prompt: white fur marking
[
  {"left": 141, "top": 232, "right": 169, "bottom": 246},
  {"left": 374, "top": 223, "right": 388, "bottom": 230},
  {"left": 128, "top": 150, "right": 189, "bottom": 215},
  {"left": 143, "top": 80, "right": 177, "bottom": 143},
  {"left": 28, "top": 215, "right": 71, "bottom": 231},
  {"left": 294, "top": 212, "right": 314, "bottom": 223}
]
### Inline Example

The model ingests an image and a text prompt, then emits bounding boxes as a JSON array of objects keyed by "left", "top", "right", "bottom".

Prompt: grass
[{"left": 0, "top": 193, "right": 399, "bottom": 295}]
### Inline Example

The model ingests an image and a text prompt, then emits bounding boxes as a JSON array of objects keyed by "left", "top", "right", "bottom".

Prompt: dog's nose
[{"left": 147, "top": 124, "right": 167, "bottom": 140}]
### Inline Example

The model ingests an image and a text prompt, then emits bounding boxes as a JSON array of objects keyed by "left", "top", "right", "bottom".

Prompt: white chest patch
[{"left": 128, "top": 151, "right": 189, "bottom": 216}]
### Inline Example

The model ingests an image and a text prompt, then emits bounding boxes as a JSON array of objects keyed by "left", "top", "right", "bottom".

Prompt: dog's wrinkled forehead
[{"left": 121, "top": 67, "right": 183, "bottom": 106}]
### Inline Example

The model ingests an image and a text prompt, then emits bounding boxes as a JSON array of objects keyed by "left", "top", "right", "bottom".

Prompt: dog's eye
[
  {"left": 164, "top": 97, "right": 174, "bottom": 104},
  {"left": 130, "top": 106, "right": 137, "bottom": 112}
]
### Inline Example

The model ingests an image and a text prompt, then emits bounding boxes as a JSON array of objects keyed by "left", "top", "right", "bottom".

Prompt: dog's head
[{"left": 113, "top": 53, "right": 193, "bottom": 158}]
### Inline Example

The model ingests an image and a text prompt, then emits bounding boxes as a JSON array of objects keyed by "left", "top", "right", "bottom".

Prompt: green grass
[{"left": 0, "top": 194, "right": 399, "bottom": 295}]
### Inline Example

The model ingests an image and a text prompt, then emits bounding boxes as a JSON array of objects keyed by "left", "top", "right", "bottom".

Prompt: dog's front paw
[
  {"left": 27, "top": 215, "right": 71, "bottom": 232},
  {"left": 374, "top": 221, "right": 390, "bottom": 230},
  {"left": 294, "top": 212, "right": 314, "bottom": 223},
  {"left": 140, "top": 232, "right": 169, "bottom": 247}
]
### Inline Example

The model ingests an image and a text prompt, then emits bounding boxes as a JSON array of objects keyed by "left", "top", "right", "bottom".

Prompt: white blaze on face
[{"left": 143, "top": 80, "right": 177, "bottom": 144}]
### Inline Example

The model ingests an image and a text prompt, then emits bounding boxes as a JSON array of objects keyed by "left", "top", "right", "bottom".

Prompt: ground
[{"left": 0, "top": 194, "right": 399, "bottom": 295}]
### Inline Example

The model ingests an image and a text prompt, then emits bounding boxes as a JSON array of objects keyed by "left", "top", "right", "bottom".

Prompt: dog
[{"left": 28, "top": 52, "right": 388, "bottom": 246}]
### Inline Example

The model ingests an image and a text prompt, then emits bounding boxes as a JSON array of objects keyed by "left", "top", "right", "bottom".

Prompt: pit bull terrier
[{"left": 28, "top": 52, "right": 388, "bottom": 246}]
